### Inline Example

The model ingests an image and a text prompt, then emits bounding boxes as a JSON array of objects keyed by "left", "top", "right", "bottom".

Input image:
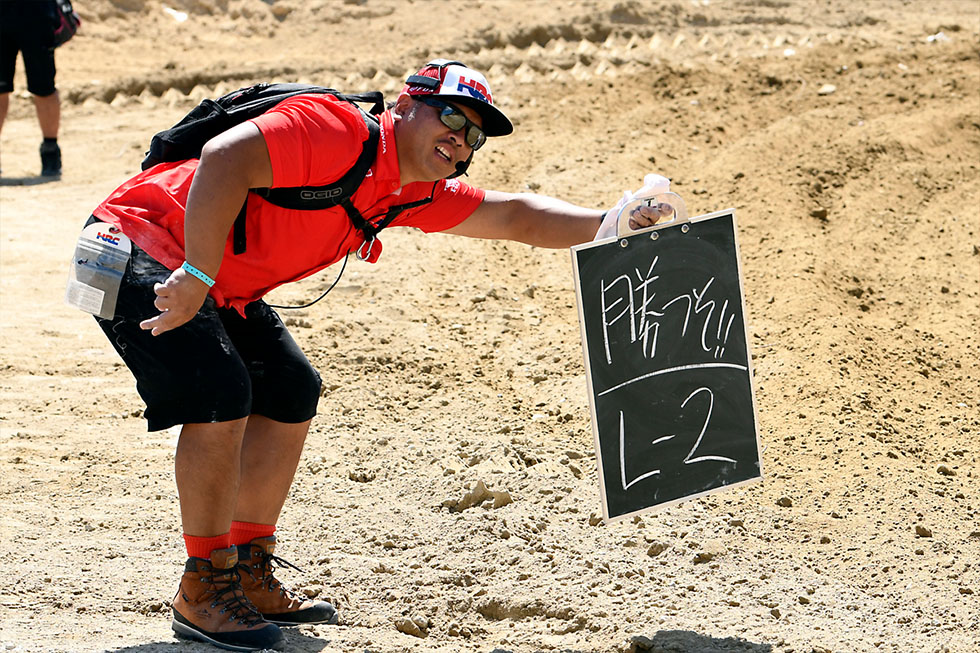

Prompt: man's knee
[{"left": 251, "top": 362, "right": 321, "bottom": 424}]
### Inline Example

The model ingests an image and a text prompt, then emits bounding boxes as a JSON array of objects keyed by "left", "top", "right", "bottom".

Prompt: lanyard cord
[
  {"left": 266, "top": 182, "right": 436, "bottom": 311},
  {"left": 266, "top": 250, "right": 351, "bottom": 310}
]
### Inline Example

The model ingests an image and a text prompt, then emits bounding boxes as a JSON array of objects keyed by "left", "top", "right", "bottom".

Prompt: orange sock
[
  {"left": 230, "top": 520, "right": 276, "bottom": 546},
  {"left": 183, "top": 533, "right": 231, "bottom": 559}
]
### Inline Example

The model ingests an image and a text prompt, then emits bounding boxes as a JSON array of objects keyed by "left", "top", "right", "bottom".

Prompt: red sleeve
[
  {"left": 406, "top": 177, "right": 485, "bottom": 233},
  {"left": 249, "top": 95, "right": 367, "bottom": 189}
]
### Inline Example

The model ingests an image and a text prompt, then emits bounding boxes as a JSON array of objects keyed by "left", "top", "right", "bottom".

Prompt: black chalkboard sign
[{"left": 571, "top": 207, "right": 762, "bottom": 522}]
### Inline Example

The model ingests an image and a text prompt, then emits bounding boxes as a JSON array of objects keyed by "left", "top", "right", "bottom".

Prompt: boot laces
[
  {"left": 201, "top": 565, "right": 265, "bottom": 626},
  {"left": 244, "top": 550, "right": 304, "bottom": 598}
]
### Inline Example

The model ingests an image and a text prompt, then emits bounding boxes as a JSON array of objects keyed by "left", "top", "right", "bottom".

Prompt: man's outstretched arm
[{"left": 446, "top": 189, "right": 670, "bottom": 248}]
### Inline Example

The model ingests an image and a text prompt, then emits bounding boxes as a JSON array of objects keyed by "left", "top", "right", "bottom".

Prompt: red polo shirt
[{"left": 92, "top": 94, "right": 484, "bottom": 314}]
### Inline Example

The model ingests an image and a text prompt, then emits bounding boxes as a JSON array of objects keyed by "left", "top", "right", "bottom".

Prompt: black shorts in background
[
  {"left": 0, "top": 0, "right": 58, "bottom": 96},
  {"left": 94, "top": 234, "right": 322, "bottom": 432}
]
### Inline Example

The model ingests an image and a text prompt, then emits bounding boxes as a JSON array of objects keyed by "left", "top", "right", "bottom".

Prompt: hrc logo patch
[
  {"left": 95, "top": 231, "right": 121, "bottom": 246},
  {"left": 456, "top": 76, "right": 493, "bottom": 104}
]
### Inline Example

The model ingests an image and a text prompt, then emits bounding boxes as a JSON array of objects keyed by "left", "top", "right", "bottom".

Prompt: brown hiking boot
[
  {"left": 237, "top": 536, "right": 338, "bottom": 626},
  {"left": 171, "top": 546, "right": 285, "bottom": 651}
]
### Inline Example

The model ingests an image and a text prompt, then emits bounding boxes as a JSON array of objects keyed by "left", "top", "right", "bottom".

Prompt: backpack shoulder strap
[
  {"left": 252, "top": 107, "right": 380, "bottom": 210},
  {"left": 232, "top": 106, "right": 381, "bottom": 255},
  {"left": 330, "top": 91, "right": 385, "bottom": 116}
]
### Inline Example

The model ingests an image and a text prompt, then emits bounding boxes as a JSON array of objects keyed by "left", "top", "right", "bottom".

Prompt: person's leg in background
[
  {"left": 0, "top": 92, "right": 9, "bottom": 134},
  {"left": 33, "top": 90, "right": 60, "bottom": 175},
  {"left": 17, "top": 0, "right": 62, "bottom": 176},
  {"left": 0, "top": 2, "right": 18, "bottom": 173}
]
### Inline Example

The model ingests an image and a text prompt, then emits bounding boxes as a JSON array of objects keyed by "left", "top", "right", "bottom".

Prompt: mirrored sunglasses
[{"left": 419, "top": 97, "right": 487, "bottom": 151}]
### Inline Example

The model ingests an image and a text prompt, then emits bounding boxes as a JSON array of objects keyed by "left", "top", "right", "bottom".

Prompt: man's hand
[
  {"left": 595, "top": 173, "right": 674, "bottom": 240},
  {"left": 139, "top": 267, "right": 210, "bottom": 336},
  {"left": 595, "top": 199, "right": 674, "bottom": 240},
  {"left": 625, "top": 202, "right": 674, "bottom": 230}
]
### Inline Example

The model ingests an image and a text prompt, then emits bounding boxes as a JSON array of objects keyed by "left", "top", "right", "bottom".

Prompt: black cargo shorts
[{"left": 92, "top": 221, "right": 321, "bottom": 432}]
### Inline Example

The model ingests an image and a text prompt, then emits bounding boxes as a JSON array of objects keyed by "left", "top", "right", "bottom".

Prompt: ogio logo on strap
[{"left": 300, "top": 188, "right": 343, "bottom": 200}]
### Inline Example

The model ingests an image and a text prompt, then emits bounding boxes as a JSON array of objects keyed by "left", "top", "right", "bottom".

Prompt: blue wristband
[{"left": 181, "top": 261, "right": 215, "bottom": 287}]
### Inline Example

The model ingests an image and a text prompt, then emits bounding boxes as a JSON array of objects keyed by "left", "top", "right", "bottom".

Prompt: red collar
[{"left": 372, "top": 111, "right": 402, "bottom": 195}]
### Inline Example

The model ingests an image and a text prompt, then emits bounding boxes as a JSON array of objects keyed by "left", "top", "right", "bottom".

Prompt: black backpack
[{"left": 142, "top": 82, "right": 431, "bottom": 255}]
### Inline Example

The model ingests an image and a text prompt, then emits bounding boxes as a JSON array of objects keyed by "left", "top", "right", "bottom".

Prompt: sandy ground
[{"left": 1, "top": 1, "right": 979, "bottom": 652}]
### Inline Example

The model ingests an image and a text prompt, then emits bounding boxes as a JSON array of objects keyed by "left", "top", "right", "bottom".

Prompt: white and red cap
[{"left": 402, "top": 59, "right": 513, "bottom": 137}]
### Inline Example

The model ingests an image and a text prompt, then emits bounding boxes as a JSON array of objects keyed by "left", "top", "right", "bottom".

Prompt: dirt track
[{"left": 1, "top": 1, "right": 979, "bottom": 652}]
